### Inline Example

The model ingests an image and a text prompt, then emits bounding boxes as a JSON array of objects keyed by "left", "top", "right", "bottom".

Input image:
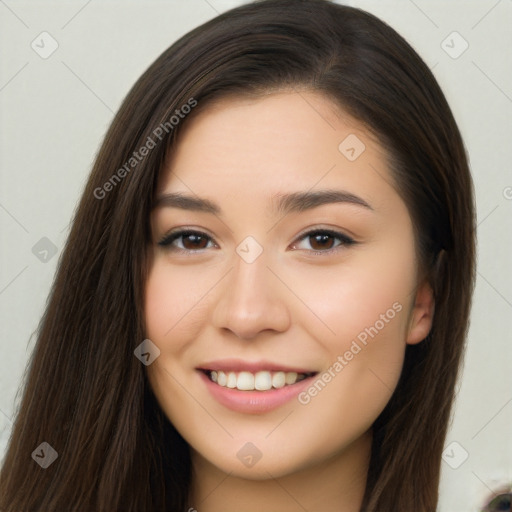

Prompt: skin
[{"left": 145, "top": 90, "right": 434, "bottom": 512}]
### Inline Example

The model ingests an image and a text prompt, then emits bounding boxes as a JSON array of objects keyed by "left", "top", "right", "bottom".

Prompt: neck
[{"left": 188, "top": 429, "right": 372, "bottom": 512}]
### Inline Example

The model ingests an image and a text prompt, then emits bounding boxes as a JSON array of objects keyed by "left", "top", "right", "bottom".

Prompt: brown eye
[
  {"left": 158, "top": 230, "right": 215, "bottom": 251},
  {"left": 308, "top": 233, "right": 337, "bottom": 250},
  {"left": 292, "top": 229, "right": 355, "bottom": 253},
  {"left": 180, "top": 233, "right": 209, "bottom": 250}
]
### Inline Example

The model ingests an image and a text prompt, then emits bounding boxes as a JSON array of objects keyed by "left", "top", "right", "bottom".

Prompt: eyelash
[{"left": 157, "top": 228, "right": 356, "bottom": 256}]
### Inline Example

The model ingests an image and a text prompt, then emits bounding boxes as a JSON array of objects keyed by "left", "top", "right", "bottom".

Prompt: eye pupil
[
  {"left": 310, "top": 233, "right": 334, "bottom": 250},
  {"left": 183, "top": 233, "right": 208, "bottom": 249}
]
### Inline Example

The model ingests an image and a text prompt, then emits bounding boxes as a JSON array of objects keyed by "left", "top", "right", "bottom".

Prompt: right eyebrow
[{"left": 152, "top": 192, "right": 220, "bottom": 214}]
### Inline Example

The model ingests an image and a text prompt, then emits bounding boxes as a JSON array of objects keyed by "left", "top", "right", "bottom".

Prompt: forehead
[{"left": 156, "top": 91, "right": 398, "bottom": 215}]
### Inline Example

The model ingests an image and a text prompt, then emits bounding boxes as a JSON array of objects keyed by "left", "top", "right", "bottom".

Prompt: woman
[{"left": 0, "top": 0, "right": 476, "bottom": 510}]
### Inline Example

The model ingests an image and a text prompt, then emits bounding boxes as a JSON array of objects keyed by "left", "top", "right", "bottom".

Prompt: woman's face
[{"left": 145, "top": 91, "right": 433, "bottom": 480}]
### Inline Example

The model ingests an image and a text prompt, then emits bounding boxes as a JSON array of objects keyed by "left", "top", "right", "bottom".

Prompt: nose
[{"left": 211, "top": 249, "right": 291, "bottom": 340}]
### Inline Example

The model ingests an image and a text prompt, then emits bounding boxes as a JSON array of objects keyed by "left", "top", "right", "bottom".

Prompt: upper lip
[{"left": 197, "top": 358, "right": 317, "bottom": 374}]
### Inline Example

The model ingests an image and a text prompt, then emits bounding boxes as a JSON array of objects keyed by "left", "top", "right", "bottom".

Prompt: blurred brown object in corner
[{"left": 481, "top": 488, "right": 511, "bottom": 512}]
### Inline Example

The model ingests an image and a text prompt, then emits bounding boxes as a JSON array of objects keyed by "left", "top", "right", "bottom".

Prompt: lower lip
[{"left": 198, "top": 371, "right": 315, "bottom": 414}]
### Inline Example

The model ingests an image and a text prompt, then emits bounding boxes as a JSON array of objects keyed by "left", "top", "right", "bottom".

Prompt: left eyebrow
[
  {"left": 271, "top": 189, "right": 374, "bottom": 215},
  {"left": 152, "top": 189, "right": 374, "bottom": 215}
]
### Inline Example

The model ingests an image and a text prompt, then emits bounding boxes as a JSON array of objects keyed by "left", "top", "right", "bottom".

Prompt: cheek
[
  {"left": 143, "top": 259, "right": 223, "bottom": 416},
  {"left": 287, "top": 248, "right": 415, "bottom": 353},
  {"left": 144, "top": 262, "right": 208, "bottom": 430},
  {"left": 144, "top": 261, "right": 212, "bottom": 346},
  {"left": 294, "top": 295, "right": 409, "bottom": 460},
  {"left": 287, "top": 242, "right": 415, "bottom": 417}
]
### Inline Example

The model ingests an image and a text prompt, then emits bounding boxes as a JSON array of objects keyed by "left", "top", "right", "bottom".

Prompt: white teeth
[
  {"left": 208, "top": 369, "right": 310, "bottom": 391},
  {"left": 226, "top": 372, "right": 237, "bottom": 388},
  {"left": 217, "top": 371, "right": 227, "bottom": 386},
  {"left": 254, "top": 371, "right": 272, "bottom": 391},
  {"left": 237, "top": 371, "right": 255, "bottom": 390},
  {"left": 285, "top": 372, "right": 298, "bottom": 385},
  {"left": 272, "top": 371, "right": 286, "bottom": 389}
]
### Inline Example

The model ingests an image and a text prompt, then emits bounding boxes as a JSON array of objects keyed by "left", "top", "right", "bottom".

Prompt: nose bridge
[{"left": 212, "top": 244, "right": 290, "bottom": 339}]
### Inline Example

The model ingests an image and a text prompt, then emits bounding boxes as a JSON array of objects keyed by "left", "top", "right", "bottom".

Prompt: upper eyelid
[
  {"left": 158, "top": 226, "right": 216, "bottom": 241},
  {"left": 294, "top": 226, "right": 354, "bottom": 241}
]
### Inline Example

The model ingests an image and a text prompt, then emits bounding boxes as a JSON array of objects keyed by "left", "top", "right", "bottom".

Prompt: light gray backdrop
[{"left": 1, "top": 1, "right": 511, "bottom": 511}]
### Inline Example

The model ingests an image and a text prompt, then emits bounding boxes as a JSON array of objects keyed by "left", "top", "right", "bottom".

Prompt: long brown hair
[{"left": 0, "top": 1, "right": 476, "bottom": 510}]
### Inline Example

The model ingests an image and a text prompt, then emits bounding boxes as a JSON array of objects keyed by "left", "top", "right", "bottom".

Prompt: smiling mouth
[{"left": 201, "top": 369, "right": 317, "bottom": 391}]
